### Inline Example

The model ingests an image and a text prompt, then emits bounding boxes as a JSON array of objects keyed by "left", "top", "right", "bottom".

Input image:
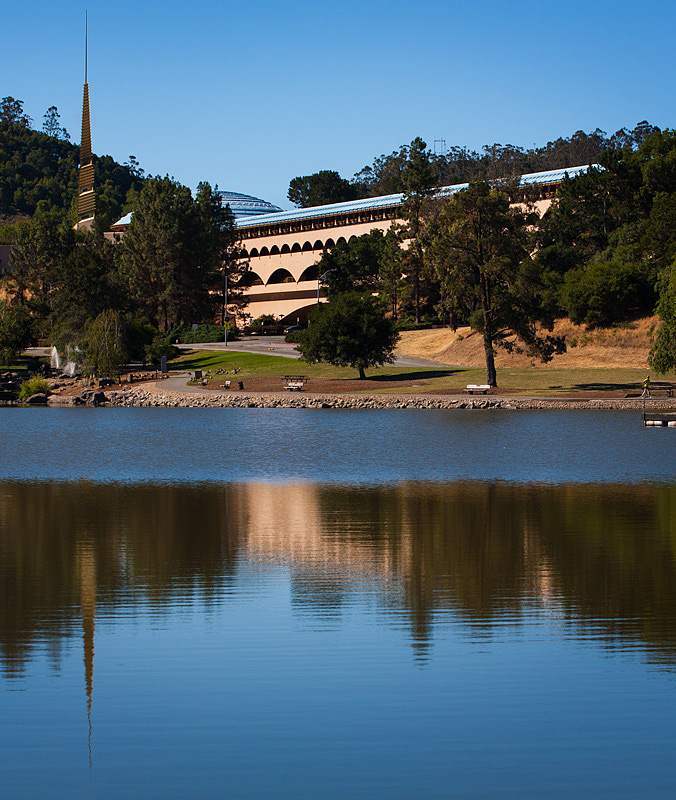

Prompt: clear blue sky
[{"left": 4, "top": 0, "right": 674, "bottom": 210}]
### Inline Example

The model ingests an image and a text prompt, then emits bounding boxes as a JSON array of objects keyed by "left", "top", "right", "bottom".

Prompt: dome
[{"left": 219, "top": 190, "right": 283, "bottom": 218}]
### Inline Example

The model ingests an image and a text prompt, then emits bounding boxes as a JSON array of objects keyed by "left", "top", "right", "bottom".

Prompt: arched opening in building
[
  {"left": 267, "top": 268, "right": 296, "bottom": 285},
  {"left": 291, "top": 243, "right": 302, "bottom": 253},
  {"left": 238, "top": 271, "right": 264, "bottom": 287},
  {"left": 302, "top": 241, "right": 313, "bottom": 252},
  {"left": 241, "top": 248, "right": 249, "bottom": 258},
  {"left": 279, "top": 303, "right": 320, "bottom": 327},
  {"left": 337, "top": 237, "right": 347, "bottom": 246},
  {"left": 249, "top": 247, "right": 259, "bottom": 258},
  {"left": 299, "top": 265, "right": 319, "bottom": 282},
  {"left": 313, "top": 239, "right": 323, "bottom": 251},
  {"left": 260, "top": 246, "right": 270, "bottom": 257},
  {"left": 324, "top": 238, "right": 335, "bottom": 249},
  {"left": 270, "top": 245, "right": 280, "bottom": 255},
  {"left": 281, "top": 244, "right": 291, "bottom": 254}
]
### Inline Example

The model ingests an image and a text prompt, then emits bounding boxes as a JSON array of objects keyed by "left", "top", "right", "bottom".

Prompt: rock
[
  {"left": 27, "top": 393, "right": 49, "bottom": 405},
  {"left": 87, "top": 391, "right": 107, "bottom": 406}
]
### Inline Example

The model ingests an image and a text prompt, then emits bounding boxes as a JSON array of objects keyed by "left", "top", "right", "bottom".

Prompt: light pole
[
  {"left": 223, "top": 268, "right": 228, "bottom": 347},
  {"left": 317, "top": 270, "right": 332, "bottom": 304}
]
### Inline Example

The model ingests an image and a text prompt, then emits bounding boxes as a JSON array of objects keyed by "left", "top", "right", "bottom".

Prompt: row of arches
[
  {"left": 243, "top": 236, "right": 355, "bottom": 259},
  {"left": 239, "top": 265, "right": 319, "bottom": 287}
]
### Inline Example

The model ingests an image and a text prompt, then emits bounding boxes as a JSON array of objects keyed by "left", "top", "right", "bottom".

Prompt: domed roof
[{"left": 219, "top": 190, "right": 283, "bottom": 218}]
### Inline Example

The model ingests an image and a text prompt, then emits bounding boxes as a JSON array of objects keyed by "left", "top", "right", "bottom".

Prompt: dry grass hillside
[{"left": 396, "top": 317, "right": 658, "bottom": 369}]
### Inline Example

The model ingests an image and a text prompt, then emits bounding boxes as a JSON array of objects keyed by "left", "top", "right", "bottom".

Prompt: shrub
[
  {"left": 561, "top": 259, "right": 656, "bottom": 327},
  {"left": 167, "top": 324, "right": 231, "bottom": 344},
  {"left": 18, "top": 375, "right": 51, "bottom": 401},
  {"left": 145, "top": 335, "right": 181, "bottom": 366}
]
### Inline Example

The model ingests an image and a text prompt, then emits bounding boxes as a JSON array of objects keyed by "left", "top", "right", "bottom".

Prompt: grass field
[
  {"left": 0, "top": 355, "right": 45, "bottom": 373},
  {"left": 171, "top": 349, "right": 671, "bottom": 397}
]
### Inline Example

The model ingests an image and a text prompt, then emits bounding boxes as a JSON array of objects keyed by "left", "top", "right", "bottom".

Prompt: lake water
[{"left": 2, "top": 407, "right": 676, "bottom": 798}]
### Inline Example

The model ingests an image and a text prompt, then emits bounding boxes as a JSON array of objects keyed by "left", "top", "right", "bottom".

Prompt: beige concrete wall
[{"left": 239, "top": 218, "right": 392, "bottom": 322}]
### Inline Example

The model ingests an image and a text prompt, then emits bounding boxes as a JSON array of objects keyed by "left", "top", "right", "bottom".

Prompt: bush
[
  {"left": 168, "top": 324, "right": 232, "bottom": 344},
  {"left": 561, "top": 259, "right": 657, "bottom": 327},
  {"left": 18, "top": 375, "right": 51, "bottom": 401},
  {"left": 145, "top": 335, "right": 181, "bottom": 366}
]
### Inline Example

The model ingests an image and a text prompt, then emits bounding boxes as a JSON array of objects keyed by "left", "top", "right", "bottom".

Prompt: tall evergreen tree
[{"left": 425, "top": 183, "right": 564, "bottom": 386}]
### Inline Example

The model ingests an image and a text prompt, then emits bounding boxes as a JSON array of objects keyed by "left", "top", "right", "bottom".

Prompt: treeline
[
  {"left": 0, "top": 96, "right": 145, "bottom": 227},
  {"left": 288, "top": 121, "right": 658, "bottom": 207}
]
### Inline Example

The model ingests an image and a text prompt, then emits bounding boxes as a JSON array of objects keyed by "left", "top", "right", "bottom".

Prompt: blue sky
[{"left": 4, "top": 0, "right": 675, "bottom": 210}]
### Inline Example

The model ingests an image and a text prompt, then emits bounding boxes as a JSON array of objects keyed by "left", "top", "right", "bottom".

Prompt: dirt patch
[
  {"left": 396, "top": 317, "right": 657, "bottom": 369},
  {"left": 203, "top": 375, "right": 454, "bottom": 395}
]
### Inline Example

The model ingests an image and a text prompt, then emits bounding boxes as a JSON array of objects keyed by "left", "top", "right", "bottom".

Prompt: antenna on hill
[{"left": 434, "top": 138, "right": 446, "bottom": 157}]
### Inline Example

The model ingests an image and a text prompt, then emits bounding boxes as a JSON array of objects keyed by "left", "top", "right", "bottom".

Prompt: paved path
[{"left": 176, "top": 337, "right": 464, "bottom": 369}]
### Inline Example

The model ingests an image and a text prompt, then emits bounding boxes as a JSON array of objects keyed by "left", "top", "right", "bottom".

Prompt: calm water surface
[{"left": 2, "top": 408, "right": 676, "bottom": 798}]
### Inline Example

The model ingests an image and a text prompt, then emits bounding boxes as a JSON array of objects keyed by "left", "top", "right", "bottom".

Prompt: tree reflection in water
[{"left": 1, "top": 479, "right": 676, "bottom": 675}]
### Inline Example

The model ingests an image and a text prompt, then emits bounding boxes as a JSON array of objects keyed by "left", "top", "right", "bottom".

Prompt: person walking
[{"left": 643, "top": 374, "right": 651, "bottom": 399}]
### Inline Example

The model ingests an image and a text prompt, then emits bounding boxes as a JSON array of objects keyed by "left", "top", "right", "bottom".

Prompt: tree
[
  {"left": 399, "top": 138, "right": 436, "bottom": 324},
  {"left": 194, "top": 181, "right": 247, "bottom": 324},
  {"left": 296, "top": 293, "right": 399, "bottom": 379},
  {"left": 288, "top": 170, "right": 357, "bottom": 208},
  {"left": 0, "top": 97, "right": 32, "bottom": 127},
  {"left": 118, "top": 177, "right": 206, "bottom": 331},
  {"left": 379, "top": 228, "right": 405, "bottom": 319},
  {"left": 83, "top": 309, "right": 127, "bottom": 378},
  {"left": 316, "top": 230, "right": 386, "bottom": 296},
  {"left": 2, "top": 216, "right": 62, "bottom": 309},
  {"left": 649, "top": 256, "right": 676, "bottom": 374},
  {"left": 51, "top": 226, "right": 124, "bottom": 346},
  {"left": 425, "top": 182, "right": 564, "bottom": 387},
  {"left": 0, "top": 301, "right": 31, "bottom": 364},
  {"left": 42, "top": 107, "right": 70, "bottom": 141}
]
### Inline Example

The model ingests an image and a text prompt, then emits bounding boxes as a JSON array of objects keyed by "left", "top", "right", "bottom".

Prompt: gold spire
[{"left": 76, "top": 13, "right": 95, "bottom": 228}]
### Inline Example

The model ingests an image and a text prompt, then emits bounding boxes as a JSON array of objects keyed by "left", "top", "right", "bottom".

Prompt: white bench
[
  {"left": 283, "top": 375, "right": 309, "bottom": 391},
  {"left": 465, "top": 384, "right": 491, "bottom": 394}
]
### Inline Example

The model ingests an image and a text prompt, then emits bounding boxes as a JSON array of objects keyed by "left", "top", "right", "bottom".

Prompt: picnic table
[{"left": 283, "top": 375, "right": 309, "bottom": 391}]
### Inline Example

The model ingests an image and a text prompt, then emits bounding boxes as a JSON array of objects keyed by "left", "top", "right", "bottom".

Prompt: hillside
[
  {"left": 396, "top": 317, "right": 656, "bottom": 370},
  {"left": 0, "top": 115, "right": 144, "bottom": 226}
]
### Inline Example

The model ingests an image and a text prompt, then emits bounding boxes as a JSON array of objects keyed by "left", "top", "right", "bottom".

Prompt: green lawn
[
  {"left": 170, "top": 349, "right": 669, "bottom": 396},
  {"left": 0, "top": 355, "right": 46, "bottom": 373}
]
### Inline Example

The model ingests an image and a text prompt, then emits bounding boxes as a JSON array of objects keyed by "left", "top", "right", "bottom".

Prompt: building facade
[{"left": 234, "top": 166, "right": 592, "bottom": 325}]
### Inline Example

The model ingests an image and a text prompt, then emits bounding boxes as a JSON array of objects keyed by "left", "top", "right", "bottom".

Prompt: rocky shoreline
[{"left": 38, "top": 383, "right": 676, "bottom": 411}]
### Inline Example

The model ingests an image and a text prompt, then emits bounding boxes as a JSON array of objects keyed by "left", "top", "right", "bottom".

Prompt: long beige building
[
  {"left": 110, "top": 166, "right": 593, "bottom": 326},
  {"left": 234, "top": 165, "right": 591, "bottom": 325}
]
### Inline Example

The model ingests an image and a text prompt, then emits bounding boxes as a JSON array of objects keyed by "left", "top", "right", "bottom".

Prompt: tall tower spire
[{"left": 76, "top": 11, "right": 95, "bottom": 229}]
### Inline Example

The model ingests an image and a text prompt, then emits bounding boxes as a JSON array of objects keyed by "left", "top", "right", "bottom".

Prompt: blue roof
[
  {"left": 111, "top": 190, "right": 282, "bottom": 229},
  {"left": 219, "top": 190, "right": 283, "bottom": 217},
  {"left": 236, "top": 165, "right": 596, "bottom": 229}
]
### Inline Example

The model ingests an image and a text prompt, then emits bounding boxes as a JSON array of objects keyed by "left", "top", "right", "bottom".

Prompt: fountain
[
  {"left": 50, "top": 346, "right": 62, "bottom": 371},
  {"left": 62, "top": 346, "right": 81, "bottom": 377}
]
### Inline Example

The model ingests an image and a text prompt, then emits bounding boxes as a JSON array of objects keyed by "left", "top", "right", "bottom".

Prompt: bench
[
  {"left": 465, "top": 384, "right": 491, "bottom": 394},
  {"left": 283, "top": 375, "right": 309, "bottom": 391}
]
